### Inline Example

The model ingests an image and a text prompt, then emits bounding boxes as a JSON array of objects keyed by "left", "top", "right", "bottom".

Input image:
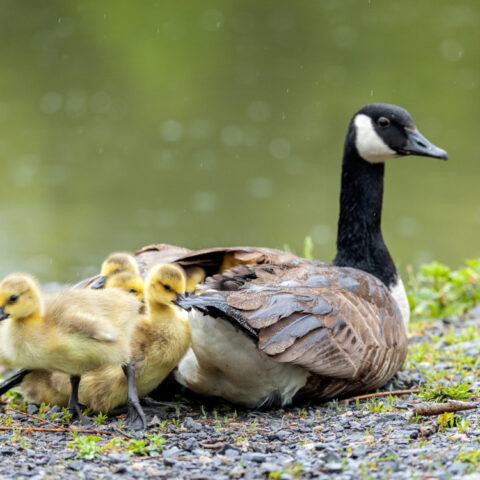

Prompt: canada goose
[
  {"left": 143, "top": 103, "right": 446, "bottom": 406},
  {"left": 18, "top": 264, "right": 191, "bottom": 414},
  {"left": 0, "top": 273, "right": 146, "bottom": 428}
]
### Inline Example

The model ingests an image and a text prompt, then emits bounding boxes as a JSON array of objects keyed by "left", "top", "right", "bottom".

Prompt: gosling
[
  {"left": 18, "top": 264, "right": 191, "bottom": 415},
  {"left": 0, "top": 253, "right": 143, "bottom": 399},
  {"left": 91, "top": 252, "right": 140, "bottom": 290},
  {"left": 184, "top": 266, "right": 206, "bottom": 293},
  {"left": 0, "top": 273, "right": 146, "bottom": 429}
]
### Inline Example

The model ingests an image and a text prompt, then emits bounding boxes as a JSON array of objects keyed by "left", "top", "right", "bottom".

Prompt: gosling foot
[
  {"left": 125, "top": 400, "right": 147, "bottom": 430},
  {"left": 67, "top": 404, "right": 89, "bottom": 426}
]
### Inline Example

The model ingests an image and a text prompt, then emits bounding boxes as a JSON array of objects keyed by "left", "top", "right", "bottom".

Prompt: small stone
[
  {"left": 325, "top": 462, "right": 343, "bottom": 473},
  {"left": 26, "top": 404, "right": 38, "bottom": 415},
  {"left": 145, "top": 467, "right": 168, "bottom": 477},
  {"left": 68, "top": 460, "right": 84, "bottom": 471},
  {"left": 163, "top": 446, "right": 181, "bottom": 458},
  {"left": 246, "top": 452, "right": 266, "bottom": 463},
  {"left": 259, "top": 462, "right": 281, "bottom": 473},
  {"left": 184, "top": 417, "right": 203, "bottom": 432},
  {"left": 183, "top": 437, "right": 199, "bottom": 451},
  {"left": 224, "top": 448, "right": 240, "bottom": 459}
]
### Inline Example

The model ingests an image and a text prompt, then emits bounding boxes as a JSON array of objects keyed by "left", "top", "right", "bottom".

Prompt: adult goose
[
  {"left": 153, "top": 103, "right": 447, "bottom": 406},
  {"left": 0, "top": 104, "right": 447, "bottom": 406}
]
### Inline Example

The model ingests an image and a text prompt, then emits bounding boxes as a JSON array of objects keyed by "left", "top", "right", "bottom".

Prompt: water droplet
[
  {"left": 246, "top": 177, "right": 274, "bottom": 198},
  {"left": 221, "top": 125, "right": 244, "bottom": 147},
  {"left": 192, "top": 191, "right": 217, "bottom": 213},
  {"left": 440, "top": 39, "right": 463, "bottom": 62},
  {"left": 201, "top": 9, "right": 224, "bottom": 32},
  {"left": 247, "top": 100, "right": 271, "bottom": 122},
  {"left": 90, "top": 91, "right": 112, "bottom": 114},
  {"left": 269, "top": 138, "right": 291, "bottom": 160},
  {"left": 160, "top": 120, "right": 184, "bottom": 142},
  {"left": 40, "top": 92, "right": 62, "bottom": 114}
]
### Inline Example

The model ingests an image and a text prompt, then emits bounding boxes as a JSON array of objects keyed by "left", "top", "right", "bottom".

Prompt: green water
[{"left": 0, "top": 0, "right": 479, "bottom": 282}]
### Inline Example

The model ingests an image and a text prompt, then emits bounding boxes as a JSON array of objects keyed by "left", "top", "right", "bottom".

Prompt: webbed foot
[{"left": 125, "top": 400, "right": 147, "bottom": 430}]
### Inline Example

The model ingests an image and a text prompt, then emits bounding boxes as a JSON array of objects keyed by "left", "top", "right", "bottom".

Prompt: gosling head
[
  {"left": 349, "top": 103, "right": 448, "bottom": 164},
  {"left": 184, "top": 266, "right": 206, "bottom": 293},
  {"left": 145, "top": 264, "right": 186, "bottom": 307},
  {"left": 91, "top": 252, "right": 139, "bottom": 290},
  {"left": 0, "top": 273, "right": 43, "bottom": 321},
  {"left": 105, "top": 271, "right": 144, "bottom": 300}
]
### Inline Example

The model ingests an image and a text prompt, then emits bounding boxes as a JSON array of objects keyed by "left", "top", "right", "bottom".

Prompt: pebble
[{"left": 0, "top": 313, "right": 478, "bottom": 480}]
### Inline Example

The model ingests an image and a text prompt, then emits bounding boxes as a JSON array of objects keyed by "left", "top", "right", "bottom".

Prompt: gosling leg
[
  {"left": 67, "top": 375, "right": 85, "bottom": 422},
  {"left": 122, "top": 360, "right": 147, "bottom": 430}
]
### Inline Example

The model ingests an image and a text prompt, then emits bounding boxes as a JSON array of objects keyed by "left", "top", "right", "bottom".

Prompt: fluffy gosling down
[
  {"left": 17, "top": 264, "right": 191, "bottom": 415},
  {"left": 0, "top": 252, "right": 144, "bottom": 399},
  {"left": 0, "top": 273, "right": 147, "bottom": 429},
  {"left": 91, "top": 252, "right": 140, "bottom": 290}
]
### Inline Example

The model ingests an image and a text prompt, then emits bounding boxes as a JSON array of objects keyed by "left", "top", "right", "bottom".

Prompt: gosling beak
[
  {"left": 90, "top": 276, "right": 107, "bottom": 289},
  {"left": 401, "top": 128, "right": 448, "bottom": 160},
  {"left": 0, "top": 306, "right": 9, "bottom": 321}
]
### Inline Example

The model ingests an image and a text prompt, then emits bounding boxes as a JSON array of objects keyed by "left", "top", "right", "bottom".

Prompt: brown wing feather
[{"left": 198, "top": 262, "right": 407, "bottom": 384}]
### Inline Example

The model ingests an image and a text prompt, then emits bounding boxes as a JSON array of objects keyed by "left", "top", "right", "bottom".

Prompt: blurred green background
[{"left": 0, "top": 0, "right": 478, "bottom": 282}]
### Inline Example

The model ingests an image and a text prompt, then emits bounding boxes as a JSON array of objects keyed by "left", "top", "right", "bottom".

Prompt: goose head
[
  {"left": 351, "top": 103, "right": 448, "bottom": 164},
  {"left": 91, "top": 252, "right": 139, "bottom": 290},
  {"left": 105, "top": 271, "right": 144, "bottom": 300},
  {"left": 145, "top": 263, "right": 186, "bottom": 307},
  {"left": 0, "top": 273, "right": 43, "bottom": 321}
]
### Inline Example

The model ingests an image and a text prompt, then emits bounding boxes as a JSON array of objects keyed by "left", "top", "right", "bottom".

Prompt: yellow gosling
[
  {"left": 78, "top": 263, "right": 191, "bottom": 412},
  {"left": 0, "top": 273, "right": 146, "bottom": 429},
  {"left": 105, "top": 271, "right": 144, "bottom": 301},
  {"left": 184, "top": 266, "right": 206, "bottom": 293},
  {"left": 19, "top": 264, "right": 191, "bottom": 415},
  {"left": 91, "top": 252, "right": 140, "bottom": 290},
  {"left": 19, "top": 269, "right": 145, "bottom": 410}
]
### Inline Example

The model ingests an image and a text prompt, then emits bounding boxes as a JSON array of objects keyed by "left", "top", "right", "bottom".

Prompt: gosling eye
[
  {"left": 8, "top": 294, "right": 19, "bottom": 304},
  {"left": 129, "top": 288, "right": 138, "bottom": 294},
  {"left": 163, "top": 284, "right": 172, "bottom": 291},
  {"left": 377, "top": 117, "right": 391, "bottom": 128}
]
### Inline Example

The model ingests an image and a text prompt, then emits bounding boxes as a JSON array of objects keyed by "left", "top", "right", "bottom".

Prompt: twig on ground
[
  {"left": 7, "top": 408, "right": 63, "bottom": 429},
  {"left": 199, "top": 438, "right": 226, "bottom": 449},
  {"left": 340, "top": 388, "right": 420, "bottom": 404},
  {"left": 0, "top": 425, "right": 115, "bottom": 435},
  {"left": 413, "top": 400, "right": 477, "bottom": 417}
]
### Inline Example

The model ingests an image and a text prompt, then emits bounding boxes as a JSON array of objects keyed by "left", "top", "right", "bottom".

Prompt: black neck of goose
[{"left": 333, "top": 139, "right": 397, "bottom": 288}]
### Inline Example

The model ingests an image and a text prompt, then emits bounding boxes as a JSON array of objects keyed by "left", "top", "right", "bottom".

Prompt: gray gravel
[{"left": 1, "top": 313, "right": 479, "bottom": 479}]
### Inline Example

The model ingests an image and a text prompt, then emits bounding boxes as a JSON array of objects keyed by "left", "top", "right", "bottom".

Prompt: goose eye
[
  {"left": 163, "top": 284, "right": 171, "bottom": 291},
  {"left": 377, "top": 117, "right": 390, "bottom": 128},
  {"left": 129, "top": 288, "right": 138, "bottom": 294},
  {"left": 8, "top": 295, "right": 18, "bottom": 304}
]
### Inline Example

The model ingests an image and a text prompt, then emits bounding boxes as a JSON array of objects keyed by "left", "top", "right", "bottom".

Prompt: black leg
[
  {"left": 0, "top": 368, "right": 31, "bottom": 396},
  {"left": 122, "top": 360, "right": 147, "bottom": 430},
  {"left": 67, "top": 375, "right": 84, "bottom": 421}
]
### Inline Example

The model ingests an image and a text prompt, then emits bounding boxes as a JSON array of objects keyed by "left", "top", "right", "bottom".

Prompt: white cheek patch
[{"left": 354, "top": 114, "right": 397, "bottom": 163}]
